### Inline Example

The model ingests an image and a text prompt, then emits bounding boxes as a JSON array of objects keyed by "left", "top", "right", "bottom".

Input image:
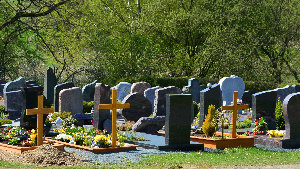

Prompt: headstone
[
  {"left": 132, "top": 116, "right": 165, "bottom": 134},
  {"left": 43, "top": 67, "right": 57, "bottom": 104},
  {"left": 120, "top": 93, "right": 152, "bottom": 122},
  {"left": 4, "top": 90, "right": 25, "bottom": 120},
  {"left": 144, "top": 86, "right": 161, "bottom": 113},
  {"left": 0, "top": 78, "right": 6, "bottom": 84},
  {"left": 252, "top": 89, "right": 277, "bottom": 129},
  {"left": 3, "top": 77, "right": 26, "bottom": 93},
  {"left": 219, "top": 75, "right": 245, "bottom": 105},
  {"left": 111, "top": 82, "right": 132, "bottom": 101},
  {"left": 59, "top": 87, "right": 83, "bottom": 115},
  {"left": 165, "top": 94, "right": 200, "bottom": 148},
  {"left": 153, "top": 86, "right": 181, "bottom": 116},
  {"left": 0, "top": 84, "right": 6, "bottom": 97},
  {"left": 73, "top": 113, "right": 92, "bottom": 126},
  {"left": 130, "top": 82, "right": 151, "bottom": 94},
  {"left": 26, "top": 80, "right": 37, "bottom": 87},
  {"left": 182, "top": 78, "right": 205, "bottom": 103},
  {"left": 54, "top": 82, "right": 74, "bottom": 112},
  {"left": 93, "top": 83, "right": 111, "bottom": 130},
  {"left": 103, "top": 119, "right": 112, "bottom": 133},
  {"left": 82, "top": 80, "right": 98, "bottom": 102},
  {"left": 199, "top": 84, "right": 221, "bottom": 126},
  {"left": 276, "top": 85, "right": 297, "bottom": 102},
  {"left": 292, "top": 85, "right": 300, "bottom": 92},
  {"left": 281, "top": 92, "right": 300, "bottom": 148},
  {"left": 242, "top": 90, "right": 255, "bottom": 108}
]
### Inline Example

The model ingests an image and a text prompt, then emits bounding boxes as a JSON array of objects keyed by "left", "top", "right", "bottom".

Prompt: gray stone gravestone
[
  {"left": 111, "top": 82, "right": 132, "bottom": 101},
  {"left": 54, "top": 82, "right": 74, "bottom": 112},
  {"left": 281, "top": 92, "right": 300, "bottom": 148},
  {"left": 59, "top": 87, "right": 83, "bottom": 115},
  {"left": 276, "top": 85, "right": 297, "bottom": 102},
  {"left": 252, "top": 89, "right": 277, "bottom": 129},
  {"left": 93, "top": 83, "right": 111, "bottom": 130},
  {"left": 43, "top": 67, "right": 57, "bottom": 104},
  {"left": 130, "top": 82, "right": 151, "bottom": 94},
  {"left": 242, "top": 90, "right": 255, "bottom": 108},
  {"left": 4, "top": 90, "right": 25, "bottom": 120},
  {"left": 199, "top": 84, "right": 221, "bottom": 127},
  {"left": 3, "top": 77, "right": 26, "bottom": 93},
  {"left": 219, "top": 75, "right": 245, "bottom": 106},
  {"left": 144, "top": 86, "right": 161, "bottom": 113},
  {"left": 153, "top": 86, "right": 181, "bottom": 116},
  {"left": 120, "top": 93, "right": 152, "bottom": 122},
  {"left": 182, "top": 78, "right": 205, "bottom": 103},
  {"left": 132, "top": 116, "right": 165, "bottom": 134},
  {"left": 82, "top": 80, "right": 98, "bottom": 102}
]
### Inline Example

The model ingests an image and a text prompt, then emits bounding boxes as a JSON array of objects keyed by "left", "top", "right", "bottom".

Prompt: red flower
[
  {"left": 255, "top": 122, "right": 259, "bottom": 126},
  {"left": 259, "top": 118, "right": 261, "bottom": 121},
  {"left": 255, "top": 119, "right": 257, "bottom": 122},
  {"left": 253, "top": 132, "right": 256, "bottom": 135},
  {"left": 256, "top": 126, "right": 259, "bottom": 129}
]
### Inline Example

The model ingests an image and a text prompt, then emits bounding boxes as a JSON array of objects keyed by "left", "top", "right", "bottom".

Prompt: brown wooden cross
[
  {"left": 221, "top": 91, "right": 249, "bottom": 138},
  {"left": 26, "top": 95, "right": 54, "bottom": 146},
  {"left": 98, "top": 89, "right": 130, "bottom": 147}
]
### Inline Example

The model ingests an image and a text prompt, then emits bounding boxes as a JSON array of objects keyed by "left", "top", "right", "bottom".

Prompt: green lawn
[{"left": 1, "top": 147, "right": 300, "bottom": 168}]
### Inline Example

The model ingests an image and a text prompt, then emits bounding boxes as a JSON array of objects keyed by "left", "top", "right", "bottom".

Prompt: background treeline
[{"left": 0, "top": 0, "right": 299, "bottom": 91}]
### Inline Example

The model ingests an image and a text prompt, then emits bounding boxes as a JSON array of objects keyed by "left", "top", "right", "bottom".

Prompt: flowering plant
[
  {"left": 252, "top": 117, "right": 268, "bottom": 135},
  {"left": 267, "top": 130, "right": 284, "bottom": 138}
]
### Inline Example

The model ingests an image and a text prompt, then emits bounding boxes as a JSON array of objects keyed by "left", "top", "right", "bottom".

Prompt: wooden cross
[
  {"left": 26, "top": 95, "right": 54, "bottom": 146},
  {"left": 221, "top": 91, "right": 248, "bottom": 138},
  {"left": 98, "top": 89, "right": 130, "bottom": 147}
]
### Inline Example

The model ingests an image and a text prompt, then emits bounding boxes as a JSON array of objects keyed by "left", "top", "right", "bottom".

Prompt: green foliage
[
  {"left": 193, "top": 101, "right": 200, "bottom": 118},
  {"left": 275, "top": 98, "right": 285, "bottom": 130},
  {"left": 50, "top": 112, "right": 71, "bottom": 121},
  {"left": 83, "top": 101, "right": 94, "bottom": 114},
  {"left": 0, "top": 119, "right": 12, "bottom": 126},
  {"left": 235, "top": 119, "right": 252, "bottom": 129},
  {"left": 8, "top": 137, "right": 20, "bottom": 145},
  {"left": 202, "top": 105, "right": 219, "bottom": 137},
  {"left": 0, "top": 105, "right": 5, "bottom": 114}
]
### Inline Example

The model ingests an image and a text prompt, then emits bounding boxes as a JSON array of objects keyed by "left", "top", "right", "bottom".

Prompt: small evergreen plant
[
  {"left": 275, "top": 98, "right": 285, "bottom": 130},
  {"left": 202, "top": 105, "right": 218, "bottom": 137}
]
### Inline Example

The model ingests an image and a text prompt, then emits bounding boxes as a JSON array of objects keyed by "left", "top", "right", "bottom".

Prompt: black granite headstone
[
  {"left": 82, "top": 80, "right": 98, "bottom": 102},
  {"left": 44, "top": 67, "right": 57, "bottom": 104},
  {"left": 199, "top": 84, "right": 221, "bottom": 127},
  {"left": 4, "top": 90, "right": 25, "bottom": 120},
  {"left": 252, "top": 90, "right": 277, "bottom": 129},
  {"left": 53, "top": 82, "right": 74, "bottom": 112},
  {"left": 166, "top": 94, "right": 192, "bottom": 145},
  {"left": 242, "top": 90, "right": 255, "bottom": 108},
  {"left": 276, "top": 85, "right": 296, "bottom": 102}
]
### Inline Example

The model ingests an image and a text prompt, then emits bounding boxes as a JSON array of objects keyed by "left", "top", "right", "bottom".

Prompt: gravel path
[{"left": 64, "top": 146, "right": 177, "bottom": 164}]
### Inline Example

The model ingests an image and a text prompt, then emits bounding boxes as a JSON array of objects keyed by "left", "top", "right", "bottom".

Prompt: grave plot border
[
  {"left": 0, "top": 142, "right": 64, "bottom": 154},
  {"left": 46, "top": 138, "right": 138, "bottom": 153},
  {"left": 160, "top": 132, "right": 254, "bottom": 149}
]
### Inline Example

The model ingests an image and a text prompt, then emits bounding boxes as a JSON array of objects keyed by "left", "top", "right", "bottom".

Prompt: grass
[{"left": 0, "top": 147, "right": 300, "bottom": 168}]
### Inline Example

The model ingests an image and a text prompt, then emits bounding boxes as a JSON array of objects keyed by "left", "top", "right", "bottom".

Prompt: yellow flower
[
  {"left": 31, "top": 129, "right": 36, "bottom": 134},
  {"left": 30, "top": 134, "right": 37, "bottom": 141}
]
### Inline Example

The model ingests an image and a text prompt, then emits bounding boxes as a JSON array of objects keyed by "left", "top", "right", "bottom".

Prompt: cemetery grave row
[{"left": 0, "top": 68, "right": 298, "bottom": 163}]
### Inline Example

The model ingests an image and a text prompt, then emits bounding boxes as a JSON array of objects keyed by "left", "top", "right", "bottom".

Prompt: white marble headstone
[{"left": 219, "top": 75, "right": 245, "bottom": 105}]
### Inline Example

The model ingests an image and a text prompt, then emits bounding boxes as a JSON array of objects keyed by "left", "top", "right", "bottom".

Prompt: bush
[
  {"left": 0, "top": 105, "right": 5, "bottom": 115},
  {"left": 193, "top": 101, "right": 200, "bottom": 118},
  {"left": 236, "top": 118, "right": 252, "bottom": 129},
  {"left": 83, "top": 101, "right": 94, "bottom": 113},
  {"left": 275, "top": 98, "right": 285, "bottom": 130},
  {"left": 202, "top": 105, "right": 219, "bottom": 137},
  {"left": 51, "top": 112, "right": 71, "bottom": 121},
  {"left": 244, "top": 81, "right": 277, "bottom": 93},
  {"left": 0, "top": 118, "right": 12, "bottom": 126}
]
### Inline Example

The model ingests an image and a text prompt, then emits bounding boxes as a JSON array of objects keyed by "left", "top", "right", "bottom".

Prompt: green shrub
[
  {"left": 51, "top": 111, "right": 71, "bottom": 121},
  {"left": 83, "top": 101, "right": 94, "bottom": 113},
  {"left": 0, "top": 105, "right": 5, "bottom": 114},
  {"left": 202, "top": 105, "right": 219, "bottom": 137},
  {"left": 244, "top": 81, "right": 277, "bottom": 93},
  {"left": 0, "top": 118, "right": 12, "bottom": 126},
  {"left": 236, "top": 118, "right": 252, "bottom": 129},
  {"left": 275, "top": 98, "right": 285, "bottom": 130},
  {"left": 193, "top": 101, "right": 200, "bottom": 118}
]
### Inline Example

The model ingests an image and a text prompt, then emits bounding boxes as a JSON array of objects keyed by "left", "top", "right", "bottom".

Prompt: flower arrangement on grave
[
  {"left": 28, "top": 129, "right": 37, "bottom": 145},
  {"left": 252, "top": 117, "right": 268, "bottom": 135},
  {"left": 192, "top": 111, "right": 200, "bottom": 129},
  {"left": 267, "top": 130, "right": 285, "bottom": 138}
]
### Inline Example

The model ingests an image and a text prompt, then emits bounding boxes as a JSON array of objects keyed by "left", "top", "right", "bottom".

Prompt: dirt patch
[{"left": 0, "top": 144, "right": 87, "bottom": 167}]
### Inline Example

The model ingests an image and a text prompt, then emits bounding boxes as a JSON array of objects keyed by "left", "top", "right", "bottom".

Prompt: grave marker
[
  {"left": 219, "top": 75, "right": 245, "bottom": 106},
  {"left": 43, "top": 67, "right": 57, "bottom": 104},
  {"left": 130, "top": 82, "right": 151, "bottom": 94},
  {"left": 59, "top": 87, "right": 83, "bottom": 115},
  {"left": 182, "top": 78, "right": 205, "bottom": 103},
  {"left": 111, "top": 82, "right": 132, "bottom": 101},
  {"left": 82, "top": 80, "right": 98, "bottom": 102},
  {"left": 26, "top": 95, "right": 54, "bottom": 146},
  {"left": 54, "top": 82, "right": 74, "bottom": 112},
  {"left": 98, "top": 89, "right": 130, "bottom": 147},
  {"left": 144, "top": 86, "right": 161, "bottom": 113},
  {"left": 221, "top": 91, "right": 249, "bottom": 138}
]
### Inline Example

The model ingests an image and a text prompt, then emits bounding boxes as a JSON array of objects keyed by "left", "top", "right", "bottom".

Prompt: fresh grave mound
[{"left": 19, "top": 144, "right": 85, "bottom": 166}]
